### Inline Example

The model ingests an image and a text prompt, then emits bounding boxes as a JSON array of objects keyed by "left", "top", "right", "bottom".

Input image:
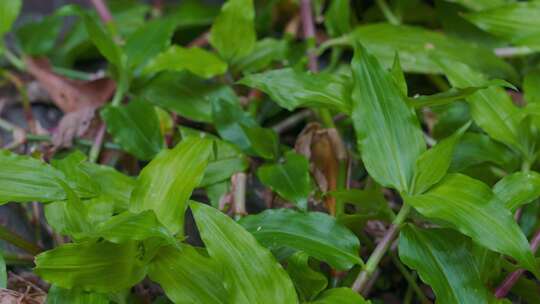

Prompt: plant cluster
[{"left": 0, "top": 0, "right": 540, "bottom": 303}]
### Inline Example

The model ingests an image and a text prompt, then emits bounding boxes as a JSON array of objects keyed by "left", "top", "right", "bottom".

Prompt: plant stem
[
  {"left": 352, "top": 203, "right": 411, "bottom": 293},
  {"left": 494, "top": 227, "right": 540, "bottom": 298},
  {"left": 233, "top": 172, "right": 247, "bottom": 220},
  {"left": 3, "top": 48, "right": 25, "bottom": 71},
  {"left": 89, "top": 0, "right": 113, "bottom": 23},
  {"left": 2, "top": 252, "right": 34, "bottom": 265},
  {"left": 0, "top": 225, "right": 41, "bottom": 255},
  {"left": 375, "top": 0, "right": 400, "bottom": 25},
  {"left": 299, "top": 0, "right": 318, "bottom": 72},
  {"left": 271, "top": 109, "right": 312, "bottom": 134},
  {"left": 88, "top": 123, "right": 106, "bottom": 163},
  {"left": 494, "top": 46, "right": 533, "bottom": 58}
]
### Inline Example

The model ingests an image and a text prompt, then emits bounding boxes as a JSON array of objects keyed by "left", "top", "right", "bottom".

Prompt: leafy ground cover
[{"left": 0, "top": 0, "right": 540, "bottom": 303}]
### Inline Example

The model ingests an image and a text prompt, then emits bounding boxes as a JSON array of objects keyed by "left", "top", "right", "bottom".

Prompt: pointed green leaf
[
  {"left": 35, "top": 241, "right": 147, "bottom": 292},
  {"left": 465, "top": 2, "right": 540, "bottom": 49},
  {"left": 239, "top": 68, "right": 351, "bottom": 112},
  {"left": 399, "top": 225, "right": 493, "bottom": 304},
  {"left": 324, "top": 0, "right": 351, "bottom": 37},
  {"left": 494, "top": 171, "right": 540, "bottom": 212},
  {"left": 286, "top": 252, "right": 327, "bottom": 302},
  {"left": 148, "top": 245, "right": 228, "bottom": 304},
  {"left": 347, "top": 23, "right": 515, "bottom": 80},
  {"left": 82, "top": 13, "right": 123, "bottom": 67},
  {"left": 51, "top": 151, "right": 100, "bottom": 198},
  {"left": 231, "top": 38, "right": 288, "bottom": 73},
  {"left": 404, "top": 173, "right": 537, "bottom": 274},
  {"left": 446, "top": 0, "right": 511, "bottom": 11},
  {"left": 309, "top": 288, "right": 370, "bottom": 304},
  {"left": 412, "top": 123, "right": 469, "bottom": 194},
  {"left": 124, "top": 17, "right": 176, "bottom": 69},
  {"left": 257, "top": 151, "right": 312, "bottom": 209},
  {"left": 0, "top": 150, "right": 66, "bottom": 204},
  {"left": 191, "top": 202, "right": 298, "bottom": 304},
  {"left": 524, "top": 69, "right": 540, "bottom": 104},
  {"left": 209, "top": 0, "right": 256, "bottom": 61},
  {"left": 102, "top": 100, "right": 164, "bottom": 161},
  {"left": 46, "top": 285, "right": 109, "bottom": 304},
  {"left": 390, "top": 54, "right": 407, "bottom": 96},
  {"left": 351, "top": 44, "right": 425, "bottom": 193},
  {"left": 144, "top": 46, "right": 228, "bottom": 78},
  {"left": 436, "top": 58, "right": 523, "bottom": 151},
  {"left": 239, "top": 209, "right": 362, "bottom": 270},
  {"left": 130, "top": 137, "right": 212, "bottom": 234},
  {"left": 0, "top": 0, "right": 21, "bottom": 35}
]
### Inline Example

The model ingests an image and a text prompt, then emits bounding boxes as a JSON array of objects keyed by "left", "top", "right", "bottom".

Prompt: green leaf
[
  {"left": 404, "top": 173, "right": 537, "bottom": 274},
  {"left": 0, "top": 252, "right": 6, "bottom": 288},
  {"left": 148, "top": 245, "right": 228, "bottom": 304},
  {"left": 212, "top": 94, "right": 278, "bottom": 159},
  {"left": 524, "top": 69, "right": 540, "bottom": 104},
  {"left": 0, "top": 0, "right": 21, "bottom": 35},
  {"left": 124, "top": 17, "right": 176, "bottom": 69},
  {"left": 309, "top": 288, "right": 370, "bottom": 304},
  {"left": 139, "top": 72, "right": 231, "bottom": 123},
  {"left": 231, "top": 38, "right": 288, "bottom": 73},
  {"left": 436, "top": 58, "right": 523, "bottom": 151},
  {"left": 179, "top": 127, "right": 249, "bottom": 187},
  {"left": 411, "top": 123, "right": 469, "bottom": 194},
  {"left": 16, "top": 14, "right": 63, "bottom": 55},
  {"left": 325, "top": 0, "right": 351, "bottom": 37},
  {"left": 449, "top": 132, "right": 519, "bottom": 172},
  {"left": 351, "top": 44, "right": 425, "bottom": 193},
  {"left": 82, "top": 13, "right": 123, "bottom": 67},
  {"left": 35, "top": 241, "right": 148, "bottom": 292},
  {"left": 191, "top": 202, "right": 298, "bottom": 303},
  {"left": 130, "top": 137, "right": 212, "bottom": 234},
  {"left": 239, "top": 208, "right": 362, "bottom": 270},
  {"left": 465, "top": 2, "right": 540, "bottom": 49},
  {"left": 446, "top": 0, "right": 511, "bottom": 11},
  {"left": 88, "top": 211, "right": 176, "bottom": 245},
  {"left": 399, "top": 225, "right": 493, "bottom": 304},
  {"left": 390, "top": 54, "right": 407, "bottom": 96},
  {"left": 286, "top": 252, "right": 327, "bottom": 302},
  {"left": 408, "top": 79, "right": 516, "bottom": 108},
  {"left": 209, "top": 0, "right": 256, "bottom": 61},
  {"left": 345, "top": 23, "right": 516, "bottom": 80},
  {"left": 143, "top": 46, "right": 227, "bottom": 78},
  {"left": 102, "top": 100, "right": 164, "bottom": 161},
  {"left": 239, "top": 68, "right": 351, "bottom": 113},
  {"left": 494, "top": 171, "right": 540, "bottom": 212},
  {"left": 257, "top": 151, "right": 312, "bottom": 209},
  {"left": 0, "top": 150, "right": 66, "bottom": 204},
  {"left": 51, "top": 151, "right": 100, "bottom": 198},
  {"left": 46, "top": 285, "right": 109, "bottom": 304}
]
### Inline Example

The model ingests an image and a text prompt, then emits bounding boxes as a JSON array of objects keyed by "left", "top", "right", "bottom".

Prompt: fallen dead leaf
[{"left": 24, "top": 57, "right": 116, "bottom": 148}]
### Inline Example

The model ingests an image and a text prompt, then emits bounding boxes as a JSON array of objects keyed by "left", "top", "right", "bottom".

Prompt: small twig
[
  {"left": 271, "top": 109, "right": 312, "bottom": 134},
  {"left": 188, "top": 31, "right": 210, "bottom": 48},
  {"left": 232, "top": 172, "right": 247, "bottom": 220},
  {"left": 375, "top": 0, "right": 400, "bottom": 25},
  {"left": 2, "top": 252, "right": 34, "bottom": 265},
  {"left": 494, "top": 46, "right": 533, "bottom": 58},
  {"left": 88, "top": 123, "right": 106, "bottom": 163},
  {"left": 494, "top": 227, "right": 540, "bottom": 298},
  {"left": 352, "top": 204, "right": 411, "bottom": 293},
  {"left": 0, "top": 225, "right": 42, "bottom": 255},
  {"left": 89, "top": 0, "right": 113, "bottom": 23}
]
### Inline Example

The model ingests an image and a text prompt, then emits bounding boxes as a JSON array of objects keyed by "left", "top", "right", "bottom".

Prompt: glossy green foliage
[
  {"left": 239, "top": 68, "right": 351, "bottom": 112},
  {"left": 148, "top": 245, "right": 228, "bottom": 304},
  {"left": 257, "top": 151, "right": 312, "bottom": 209},
  {"left": 465, "top": 2, "right": 540, "bottom": 49},
  {"left": 0, "top": 150, "right": 66, "bottom": 204},
  {"left": 411, "top": 123, "right": 469, "bottom": 194},
  {"left": 351, "top": 45, "right": 425, "bottom": 193},
  {"left": 46, "top": 286, "right": 109, "bottom": 304},
  {"left": 286, "top": 252, "right": 327, "bottom": 301},
  {"left": 144, "top": 46, "right": 227, "bottom": 78},
  {"left": 212, "top": 92, "right": 278, "bottom": 159},
  {"left": 130, "top": 137, "right": 212, "bottom": 234},
  {"left": 399, "top": 225, "right": 493, "bottom": 304},
  {"left": 35, "top": 241, "right": 148, "bottom": 292},
  {"left": 0, "top": 1, "right": 21, "bottom": 36},
  {"left": 240, "top": 208, "right": 362, "bottom": 270},
  {"left": 210, "top": 0, "right": 256, "bottom": 61},
  {"left": 191, "top": 202, "right": 298, "bottom": 303},
  {"left": 308, "top": 288, "right": 370, "bottom": 304},
  {"left": 494, "top": 172, "right": 540, "bottom": 211},
  {"left": 346, "top": 23, "right": 515, "bottom": 79},
  {"left": 404, "top": 174, "right": 537, "bottom": 274},
  {"left": 102, "top": 100, "right": 164, "bottom": 160}
]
